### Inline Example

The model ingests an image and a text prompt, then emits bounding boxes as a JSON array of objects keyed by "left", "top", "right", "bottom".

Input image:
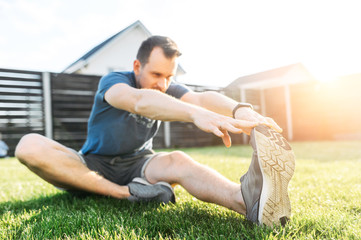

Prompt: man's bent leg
[
  {"left": 143, "top": 151, "right": 246, "bottom": 215},
  {"left": 15, "top": 133, "right": 130, "bottom": 199}
]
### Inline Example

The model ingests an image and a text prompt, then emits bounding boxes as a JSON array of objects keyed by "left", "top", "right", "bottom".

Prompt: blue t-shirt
[{"left": 80, "top": 71, "right": 190, "bottom": 157}]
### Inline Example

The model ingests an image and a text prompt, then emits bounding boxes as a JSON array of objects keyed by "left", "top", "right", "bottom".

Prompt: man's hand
[
  {"left": 234, "top": 107, "right": 283, "bottom": 133},
  {"left": 191, "top": 109, "right": 259, "bottom": 148}
]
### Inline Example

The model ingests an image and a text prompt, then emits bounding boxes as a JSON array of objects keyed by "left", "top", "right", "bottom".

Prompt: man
[{"left": 15, "top": 36, "right": 295, "bottom": 227}]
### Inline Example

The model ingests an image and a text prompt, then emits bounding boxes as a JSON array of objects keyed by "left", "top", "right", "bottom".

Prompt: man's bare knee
[
  {"left": 15, "top": 133, "right": 46, "bottom": 167},
  {"left": 145, "top": 151, "right": 198, "bottom": 184},
  {"left": 167, "top": 151, "right": 196, "bottom": 175},
  {"left": 169, "top": 151, "right": 190, "bottom": 163}
]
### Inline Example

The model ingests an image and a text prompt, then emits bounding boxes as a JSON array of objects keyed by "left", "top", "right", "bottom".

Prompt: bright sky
[{"left": 1, "top": 0, "right": 360, "bottom": 87}]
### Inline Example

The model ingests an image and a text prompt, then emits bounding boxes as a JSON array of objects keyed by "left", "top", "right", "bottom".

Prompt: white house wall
[{"left": 77, "top": 26, "right": 150, "bottom": 75}]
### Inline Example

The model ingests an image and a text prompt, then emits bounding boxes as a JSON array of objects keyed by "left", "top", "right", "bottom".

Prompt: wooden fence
[
  {"left": 0, "top": 68, "right": 223, "bottom": 156},
  {"left": 0, "top": 69, "right": 45, "bottom": 156},
  {"left": 51, "top": 73, "right": 100, "bottom": 150}
]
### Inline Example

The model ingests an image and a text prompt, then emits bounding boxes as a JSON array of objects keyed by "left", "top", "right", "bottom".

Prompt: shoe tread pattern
[{"left": 254, "top": 125, "right": 295, "bottom": 226}]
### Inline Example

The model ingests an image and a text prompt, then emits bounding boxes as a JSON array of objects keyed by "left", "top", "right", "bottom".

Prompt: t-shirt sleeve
[
  {"left": 97, "top": 72, "right": 134, "bottom": 100},
  {"left": 166, "top": 82, "right": 191, "bottom": 99}
]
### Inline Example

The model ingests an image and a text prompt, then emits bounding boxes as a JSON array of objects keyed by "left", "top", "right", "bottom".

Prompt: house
[
  {"left": 225, "top": 63, "right": 316, "bottom": 142},
  {"left": 225, "top": 63, "right": 361, "bottom": 142},
  {"left": 63, "top": 20, "right": 185, "bottom": 78}
]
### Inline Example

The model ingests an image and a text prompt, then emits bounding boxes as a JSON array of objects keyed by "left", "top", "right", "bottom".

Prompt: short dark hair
[{"left": 136, "top": 36, "right": 182, "bottom": 65}]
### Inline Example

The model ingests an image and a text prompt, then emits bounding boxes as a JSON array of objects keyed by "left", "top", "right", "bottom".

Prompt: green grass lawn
[{"left": 1, "top": 141, "right": 361, "bottom": 239}]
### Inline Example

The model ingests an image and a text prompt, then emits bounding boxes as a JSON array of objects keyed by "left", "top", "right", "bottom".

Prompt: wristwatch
[{"left": 232, "top": 103, "right": 253, "bottom": 118}]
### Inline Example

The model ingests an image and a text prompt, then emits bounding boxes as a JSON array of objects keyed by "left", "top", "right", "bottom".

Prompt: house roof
[
  {"left": 63, "top": 20, "right": 186, "bottom": 75},
  {"left": 339, "top": 72, "right": 361, "bottom": 82},
  {"left": 63, "top": 20, "right": 151, "bottom": 73},
  {"left": 225, "top": 63, "right": 314, "bottom": 90}
]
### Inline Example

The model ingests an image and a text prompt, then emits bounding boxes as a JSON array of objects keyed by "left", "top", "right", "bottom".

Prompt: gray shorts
[{"left": 68, "top": 148, "right": 159, "bottom": 186}]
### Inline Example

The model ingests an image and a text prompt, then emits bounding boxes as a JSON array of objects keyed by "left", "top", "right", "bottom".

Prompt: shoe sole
[{"left": 254, "top": 125, "right": 295, "bottom": 226}]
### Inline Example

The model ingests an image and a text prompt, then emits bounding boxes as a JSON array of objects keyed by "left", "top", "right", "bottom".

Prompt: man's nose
[{"left": 157, "top": 79, "right": 167, "bottom": 92}]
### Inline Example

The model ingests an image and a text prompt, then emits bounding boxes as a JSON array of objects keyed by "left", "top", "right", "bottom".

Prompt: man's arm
[
  {"left": 181, "top": 91, "right": 238, "bottom": 117},
  {"left": 181, "top": 91, "right": 283, "bottom": 133},
  {"left": 104, "top": 83, "right": 259, "bottom": 147}
]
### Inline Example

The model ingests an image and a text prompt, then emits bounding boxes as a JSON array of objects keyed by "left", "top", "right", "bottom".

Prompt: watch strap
[{"left": 232, "top": 103, "right": 253, "bottom": 118}]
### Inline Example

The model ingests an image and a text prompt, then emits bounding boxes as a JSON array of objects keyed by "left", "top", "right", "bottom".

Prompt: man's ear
[{"left": 133, "top": 60, "right": 141, "bottom": 75}]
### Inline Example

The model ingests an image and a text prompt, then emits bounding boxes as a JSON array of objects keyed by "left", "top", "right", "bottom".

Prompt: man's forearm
[
  {"left": 133, "top": 89, "right": 261, "bottom": 144},
  {"left": 197, "top": 91, "right": 239, "bottom": 117},
  {"left": 134, "top": 89, "right": 205, "bottom": 122}
]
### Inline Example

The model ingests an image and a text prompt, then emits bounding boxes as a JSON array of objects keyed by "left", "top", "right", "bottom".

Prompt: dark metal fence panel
[
  {"left": 153, "top": 122, "right": 165, "bottom": 148},
  {"left": 167, "top": 122, "right": 221, "bottom": 148},
  {"left": 153, "top": 122, "right": 221, "bottom": 149},
  {"left": 153, "top": 85, "right": 225, "bottom": 149},
  {"left": 0, "top": 68, "right": 44, "bottom": 155},
  {"left": 50, "top": 73, "right": 100, "bottom": 151}
]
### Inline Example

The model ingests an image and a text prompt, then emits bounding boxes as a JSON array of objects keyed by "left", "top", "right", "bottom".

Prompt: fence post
[
  {"left": 260, "top": 88, "right": 266, "bottom": 116},
  {"left": 240, "top": 87, "right": 248, "bottom": 144},
  {"left": 284, "top": 84, "right": 293, "bottom": 141},
  {"left": 164, "top": 122, "right": 171, "bottom": 148},
  {"left": 42, "top": 72, "right": 53, "bottom": 139}
]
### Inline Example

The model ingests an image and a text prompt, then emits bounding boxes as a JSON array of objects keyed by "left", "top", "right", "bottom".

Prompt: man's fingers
[
  {"left": 233, "top": 119, "right": 259, "bottom": 129},
  {"left": 220, "top": 121, "right": 243, "bottom": 134},
  {"left": 232, "top": 108, "right": 282, "bottom": 133},
  {"left": 221, "top": 130, "right": 232, "bottom": 148},
  {"left": 211, "top": 124, "right": 232, "bottom": 147},
  {"left": 216, "top": 119, "right": 258, "bottom": 135},
  {"left": 212, "top": 126, "right": 224, "bottom": 138},
  {"left": 265, "top": 117, "right": 283, "bottom": 133},
  {"left": 209, "top": 116, "right": 260, "bottom": 142}
]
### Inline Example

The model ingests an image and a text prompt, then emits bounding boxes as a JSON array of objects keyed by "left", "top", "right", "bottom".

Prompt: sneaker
[
  {"left": 127, "top": 177, "right": 176, "bottom": 204},
  {"left": 240, "top": 125, "right": 295, "bottom": 227}
]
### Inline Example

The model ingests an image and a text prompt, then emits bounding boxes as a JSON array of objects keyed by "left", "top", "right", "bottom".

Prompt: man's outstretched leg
[
  {"left": 143, "top": 125, "right": 295, "bottom": 227},
  {"left": 241, "top": 125, "right": 295, "bottom": 226},
  {"left": 143, "top": 150, "right": 247, "bottom": 215}
]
